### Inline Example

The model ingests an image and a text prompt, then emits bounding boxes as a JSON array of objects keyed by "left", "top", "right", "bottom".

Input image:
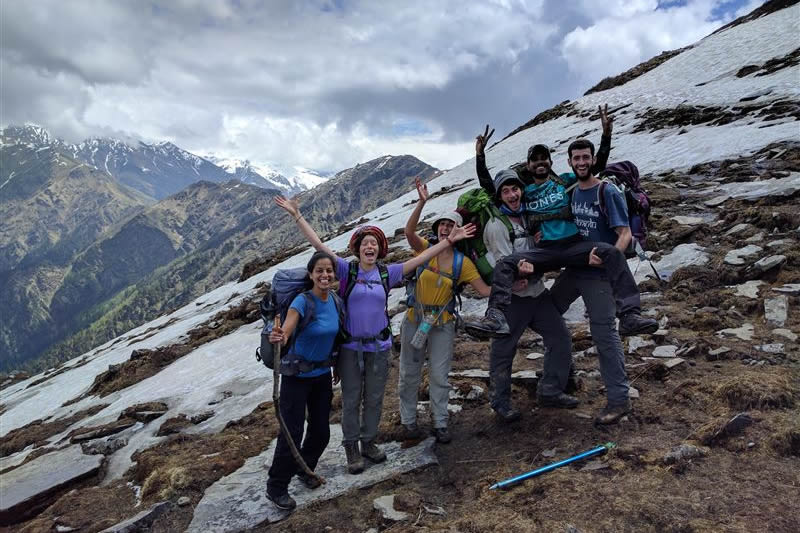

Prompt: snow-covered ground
[{"left": 2, "top": 3, "right": 798, "bottom": 483}]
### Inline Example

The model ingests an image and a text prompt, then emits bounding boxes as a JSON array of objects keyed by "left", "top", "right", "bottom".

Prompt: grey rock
[
  {"left": 663, "top": 443, "right": 709, "bottom": 465},
  {"left": 708, "top": 346, "right": 731, "bottom": 356},
  {"left": 672, "top": 216, "right": 704, "bottom": 226},
  {"left": 628, "top": 386, "right": 640, "bottom": 399},
  {"left": 373, "top": 495, "right": 409, "bottom": 521},
  {"left": 706, "top": 413, "right": 754, "bottom": 444},
  {"left": 81, "top": 437, "right": 128, "bottom": 456},
  {"left": 70, "top": 420, "right": 137, "bottom": 443},
  {"left": 526, "top": 352, "right": 545, "bottom": 360},
  {"left": 764, "top": 295, "right": 788, "bottom": 327},
  {"left": 755, "top": 343, "right": 784, "bottom": 354},
  {"left": 187, "top": 425, "right": 438, "bottom": 531},
  {"left": 730, "top": 280, "right": 763, "bottom": 299},
  {"left": 772, "top": 328, "right": 797, "bottom": 342},
  {"left": 772, "top": 283, "right": 800, "bottom": 296},
  {"left": 0, "top": 446, "right": 104, "bottom": 525},
  {"left": 652, "top": 345, "right": 678, "bottom": 358},
  {"left": 744, "top": 231, "right": 765, "bottom": 243},
  {"left": 716, "top": 323, "right": 754, "bottom": 341},
  {"left": 724, "top": 223, "right": 750, "bottom": 236},
  {"left": 100, "top": 501, "right": 172, "bottom": 533},
  {"left": 177, "top": 496, "right": 192, "bottom": 507},
  {"left": 751, "top": 254, "right": 786, "bottom": 273},
  {"left": 55, "top": 525, "right": 79, "bottom": 532},
  {"left": 627, "top": 336, "right": 655, "bottom": 354},
  {"left": 767, "top": 238, "right": 793, "bottom": 248},
  {"left": 705, "top": 194, "right": 729, "bottom": 207},
  {"left": 723, "top": 245, "right": 762, "bottom": 266}
]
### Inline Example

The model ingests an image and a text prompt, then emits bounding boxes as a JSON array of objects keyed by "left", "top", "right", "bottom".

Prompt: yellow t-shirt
[{"left": 406, "top": 238, "right": 481, "bottom": 324}]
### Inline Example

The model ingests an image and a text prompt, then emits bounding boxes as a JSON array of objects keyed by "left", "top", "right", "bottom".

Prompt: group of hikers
[{"left": 263, "top": 105, "right": 659, "bottom": 511}]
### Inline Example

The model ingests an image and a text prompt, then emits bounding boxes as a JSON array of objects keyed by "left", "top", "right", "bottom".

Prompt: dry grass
[{"left": 715, "top": 372, "right": 797, "bottom": 410}]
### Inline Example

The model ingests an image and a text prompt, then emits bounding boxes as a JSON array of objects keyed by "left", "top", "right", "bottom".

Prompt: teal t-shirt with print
[{"left": 523, "top": 172, "right": 579, "bottom": 243}]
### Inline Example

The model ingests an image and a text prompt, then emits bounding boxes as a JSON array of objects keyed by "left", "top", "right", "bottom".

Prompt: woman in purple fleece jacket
[{"left": 275, "top": 195, "right": 475, "bottom": 474}]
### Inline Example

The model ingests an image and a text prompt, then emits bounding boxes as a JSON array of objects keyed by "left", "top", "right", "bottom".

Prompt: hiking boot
[
  {"left": 537, "top": 392, "right": 579, "bottom": 409},
  {"left": 433, "top": 427, "right": 452, "bottom": 444},
  {"left": 343, "top": 441, "right": 365, "bottom": 474},
  {"left": 360, "top": 440, "right": 387, "bottom": 463},
  {"left": 595, "top": 401, "right": 632, "bottom": 425},
  {"left": 297, "top": 471, "right": 322, "bottom": 489},
  {"left": 266, "top": 491, "right": 296, "bottom": 511},
  {"left": 402, "top": 422, "right": 422, "bottom": 440},
  {"left": 464, "top": 308, "right": 510, "bottom": 339},
  {"left": 493, "top": 405, "right": 522, "bottom": 423},
  {"left": 618, "top": 312, "right": 658, "bottom": 337}
]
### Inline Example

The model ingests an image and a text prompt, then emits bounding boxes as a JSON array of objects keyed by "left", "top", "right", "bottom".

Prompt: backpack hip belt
[
  {"left": 340, "top": 344, "right": 390, "bottom": 376},
  {"left": 279, "top": 353, "right": 335, "bottom": 377}
]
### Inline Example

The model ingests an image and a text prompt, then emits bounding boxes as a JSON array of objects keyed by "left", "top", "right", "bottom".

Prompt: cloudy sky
[{"left": 1, "top": 0, "right": 761, "bottom": 174}]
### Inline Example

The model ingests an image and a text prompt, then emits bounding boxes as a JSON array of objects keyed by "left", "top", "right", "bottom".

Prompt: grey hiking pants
[
  {"left": 337, "top": 347, "right": 390, "bottom": 444},
  {"left": 489, "top": 292, "right": 573, "bottom": 411},
  {"left": 488, "top": 240, "right": 641, "bottom": 316},
  {"left": 550, "top": 272, "right": 630, "bottom": 406},
  {"left": 399, "top": 315, "right": 456, "bottom": 429}
]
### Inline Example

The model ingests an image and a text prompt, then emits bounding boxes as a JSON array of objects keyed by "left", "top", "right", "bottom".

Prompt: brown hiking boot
[
  {"left": 595, "top": 401, "right": 632, "bottom": 425},
  {"left": 344, "top": 441, "right": 364, "bottom": 474},
  {"left": 361, "top": 440, "right": 387, "bottom": 463}
]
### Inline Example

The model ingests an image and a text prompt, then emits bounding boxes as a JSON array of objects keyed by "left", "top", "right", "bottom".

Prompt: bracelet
[{"left": 294, "top": 214, "right": 302, "bottom": 221}]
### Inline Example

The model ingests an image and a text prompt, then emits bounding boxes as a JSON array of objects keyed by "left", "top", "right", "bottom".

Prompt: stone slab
[
  {"left": 0, "top": 445, "right": 104, "bottom": 525},
  {"left": 716, "top": 323, "right": 754, "bottom": 341},
  {"left": 652, "top": 345, "right": 679, "bottom": 358},
  {"left": 772, "top": 329, "right": 797, "bottom": 342},
  {"left": 724, "top": 223, "right": 751, "bottom": 236},
  {"left": 773, "top": 283, "right": 800, "bottom": 296},
  {"left": 765, "top": 296, "right": 789, "bottom": 327},
  {"left": 730, "top": 280, "right": 764, "bottom": 299},
  {"left": 751, "top": 255, "right": 786, "bottom": 272},
  {"left": 186, "top": 424, "right": 438, "bottom": 532},
  {"left": 373, "top": 495, "right": 409, "bottom": 521},
  {"left": 672, "top": 216, "right": 704, "bottom": 226},
  {"left": 723, "top": 245, "right": 762, "bottom": 266}
]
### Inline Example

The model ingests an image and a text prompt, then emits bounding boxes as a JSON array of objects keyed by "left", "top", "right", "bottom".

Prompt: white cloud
[{"left": 560, "top": 0, "right": 739, "bottom": 87}]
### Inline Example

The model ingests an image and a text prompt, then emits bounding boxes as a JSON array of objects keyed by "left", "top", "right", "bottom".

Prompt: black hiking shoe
[
  {"left": 361, "top": 441, "right": 387, "bottom": 463},
  {"left": 618, "top": 312, "right": 658, "bottom": 337},
  {"left": 595, "top": 400, "right": 632, "bottom": 425},
  {"left": 344, "top": 441, "right": 365, "bottom": 474},
  {"left": 494, "top": 405, "right": 522, "bottom": 423},
  {"left": 297, "top": 471, "right": 322, "bottom": 489},
  {"left": 402, "top": 423, "right": 423, "bottom": 440},
  {"left": 464, "top": 308, "right": 510, "bottom": 338},
  {"left": 537, "top": 392, "right": 579, "bottom": 409},
  {"left": 267, "top": 491, "right": 297, "bottom": 510},
  {"left": 433, "top": 427, "right": 452, "bottom": 444}
]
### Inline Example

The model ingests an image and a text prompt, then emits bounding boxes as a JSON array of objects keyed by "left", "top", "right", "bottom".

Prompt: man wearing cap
[
  {"left": 482, "top": 168, "right": 577, "bottom": 421},
  {"left": 400, "top": 178, "right": 491, "bottom": 443}
]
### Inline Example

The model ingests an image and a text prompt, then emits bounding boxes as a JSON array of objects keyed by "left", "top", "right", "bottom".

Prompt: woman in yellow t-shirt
[{"left": 400, "top": 178, "right": 491, "bottom": 444}]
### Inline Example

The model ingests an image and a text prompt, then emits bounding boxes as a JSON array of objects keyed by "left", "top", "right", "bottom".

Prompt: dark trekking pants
[
  {"left": 550, "top": 272, "right": 630, "bottom": 406},
  {"left": 267, "top": 372, "right": 333, "bottom": 496},
  {"left": 488, "top": 240, "right": 641, "bottom": 316},
  {"left": 489, "top": 292, "right": 572, "bottom": 410}
]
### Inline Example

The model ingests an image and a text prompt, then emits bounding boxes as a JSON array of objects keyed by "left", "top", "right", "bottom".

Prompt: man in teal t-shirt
[{"left": 466, "top": 141, "right": 657, "bottom": 340}]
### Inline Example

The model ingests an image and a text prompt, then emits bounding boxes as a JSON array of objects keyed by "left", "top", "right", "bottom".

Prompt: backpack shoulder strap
[
  {"left": 377, "top": 262, "right": 391, "bottom": 297},
  {"left": 342, "top": 260, "right": 360, "bottom": 304},
  {"left": 452, "top": 249, "right": 464, "bottom": 286},
  {"left": 597, "top": 181, "right": 608, "bottom": 218}
]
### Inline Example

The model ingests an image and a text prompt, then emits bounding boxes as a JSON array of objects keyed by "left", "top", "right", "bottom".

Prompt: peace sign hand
[
  {"left": 415, "top": 177, "right": 429, "bottom": 204},
  {"left": 475, "top": 124, "right": 495, "bottom": 156},
  {"left": 598, "top": 104, "right": 613, "bottom": 136}
]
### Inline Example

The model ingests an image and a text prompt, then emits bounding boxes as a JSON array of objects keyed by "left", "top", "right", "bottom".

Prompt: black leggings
[{"left": 267, "top": 372, "right": 333, "bottom": 495}]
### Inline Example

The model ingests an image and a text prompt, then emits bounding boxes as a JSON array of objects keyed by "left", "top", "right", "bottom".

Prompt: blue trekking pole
[{"left": 490, "top": 442, "right": 616, "bottom": 490}]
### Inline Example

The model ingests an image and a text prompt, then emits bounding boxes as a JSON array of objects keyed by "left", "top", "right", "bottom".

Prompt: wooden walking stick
[{"left": 272, "top": 316, "right": 325, "bottom": 484}]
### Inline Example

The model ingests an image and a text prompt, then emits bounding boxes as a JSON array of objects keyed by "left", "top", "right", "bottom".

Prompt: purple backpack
[{"left": 598, "top": 161, "right": 651, "bottom": 253}]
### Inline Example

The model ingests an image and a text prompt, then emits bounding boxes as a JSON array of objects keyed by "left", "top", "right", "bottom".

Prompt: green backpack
[{"left": 455, "top": 188, "right": 514, "bottom": 284}]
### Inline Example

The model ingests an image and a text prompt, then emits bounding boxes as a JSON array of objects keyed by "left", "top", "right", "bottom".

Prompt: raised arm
[
  {"left": 592, "top": 104, "right": 613, "bottom": 174},
  {"left": 404, "top": 177, "right": 429, "bottom": 252},
  {"left": 401, "top": 223, "right": 476, "bottom": 276},
  {"left": 274, "top": 196, "right": 336, "bottom": 257},
  {"left": 475, "top": 124, "right": 496, "bottom": 195}
]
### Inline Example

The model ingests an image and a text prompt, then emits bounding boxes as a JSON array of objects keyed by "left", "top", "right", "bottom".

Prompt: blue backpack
[{"left": 256, "top": 267, "right": 345, "bottom": 375}]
